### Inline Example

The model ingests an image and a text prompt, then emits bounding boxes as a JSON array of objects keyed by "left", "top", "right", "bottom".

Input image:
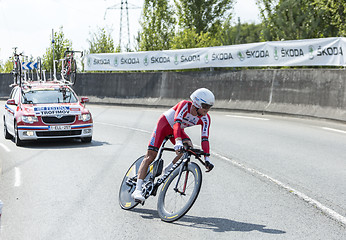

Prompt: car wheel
[
  {"left": 81, "top": 137, "right": 92, "bottom": 143},
  {"left": 14, "top": 122, "right": 23, "bottom": 146},
  {"left": 4, "top": 120, "right": 12, "bottom": 140}
]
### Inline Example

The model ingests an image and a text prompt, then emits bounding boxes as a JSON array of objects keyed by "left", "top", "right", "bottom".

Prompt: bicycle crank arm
[{"left": 150, "top": 183, "right": 160, "bottom": 196}]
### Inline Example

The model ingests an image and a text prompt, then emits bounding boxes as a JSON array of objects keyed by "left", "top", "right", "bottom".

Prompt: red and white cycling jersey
[
  {"left": 164, "top": 100, "right": 211, "bottom": 138},
  {"left": 149, "top": 100, "right": 211, "bottom": 154}
]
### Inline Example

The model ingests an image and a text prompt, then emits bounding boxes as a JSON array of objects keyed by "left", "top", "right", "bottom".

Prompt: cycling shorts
[{"left": 148, "top": 114, "right": 190, "bottom": 152}]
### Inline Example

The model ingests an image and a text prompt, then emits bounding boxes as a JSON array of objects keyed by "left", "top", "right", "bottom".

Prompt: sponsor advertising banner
[
  {"left": 33, "top": 106, "right": 80, "bottom": 116},
  {"left": 85, "top": 37, "right": 345, "bottom": 71}
]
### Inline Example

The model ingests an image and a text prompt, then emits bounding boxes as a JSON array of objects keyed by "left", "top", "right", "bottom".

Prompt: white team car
[{"left": 3, "top": 81, "right": 93, "bottom": 146}]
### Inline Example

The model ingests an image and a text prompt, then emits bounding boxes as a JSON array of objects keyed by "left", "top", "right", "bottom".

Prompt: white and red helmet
[{"left": 190, "top": 88, "right": 215, "bottom": 109}]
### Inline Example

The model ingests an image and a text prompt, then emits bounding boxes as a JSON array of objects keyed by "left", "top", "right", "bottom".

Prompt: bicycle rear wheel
[
  {"left": 119, "top": 155, "right": 145, "bottom": 210},
  {"left": 119, "top": 156, "right": 161, "bottom": 210},
  {"left": 13, "top": 61, "right": 22, "bottom": 85},
  {"left": 157, "top": 162, "right": 202, "bottom": 222},
  {"left": 68, "top": 59, "right": 77, "bottom": 85},
  {"left": 36, "top": 57, "right": 43, "bottom": 81}
]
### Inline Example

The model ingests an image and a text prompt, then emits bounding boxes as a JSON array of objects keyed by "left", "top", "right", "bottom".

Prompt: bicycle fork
[{"left": 173, "top": 156, "right": 190, "bottom": 195}]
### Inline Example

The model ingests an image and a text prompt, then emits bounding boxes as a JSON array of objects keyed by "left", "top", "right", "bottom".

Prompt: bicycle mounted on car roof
[
  {"left": 9, "top": 47, "right": 84, "bottom": 88},
  {"left": 60, "top": 48, "right": 83, "bottom": 86},
  {"left": 10, "top": 48, "right": 44, "bottom": 87},
  {"left": 11, "top": 47, "right": 24, "bottom": 86}
]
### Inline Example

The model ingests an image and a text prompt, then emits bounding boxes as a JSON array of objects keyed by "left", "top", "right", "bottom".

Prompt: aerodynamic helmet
[{"left": 190, "top": 88, "right": 215, "bottom": 109}]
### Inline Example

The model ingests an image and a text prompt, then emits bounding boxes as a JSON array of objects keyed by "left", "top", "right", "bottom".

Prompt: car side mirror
[
  {"left": 6, "top": 99, "right": 16, "bottom": 105},
  {"left": 81, "top": 97, "right": 89, "bottom": 104}
]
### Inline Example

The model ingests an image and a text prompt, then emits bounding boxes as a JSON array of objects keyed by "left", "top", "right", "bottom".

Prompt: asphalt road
[{"left": 0, "top": 102, "right": 345, "bottom": 240}]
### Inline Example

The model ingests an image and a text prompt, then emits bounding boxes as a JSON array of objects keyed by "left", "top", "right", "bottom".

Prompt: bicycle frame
[
  {"left": 152, "top": 152, "right": 189, "bottom": 195},
  {"left": 61, "top": 59, "right": 71, "bottom": 75},
  {"left": 124, "top": 134, "right": 208, "bottom": 204},
  {"left": 144, "top": 135, "right": 206, "bottom": 198}
]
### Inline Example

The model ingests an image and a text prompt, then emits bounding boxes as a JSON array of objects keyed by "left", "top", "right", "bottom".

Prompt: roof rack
[{"left": 9, "top": 56, "right": 75, "bottom": 88}]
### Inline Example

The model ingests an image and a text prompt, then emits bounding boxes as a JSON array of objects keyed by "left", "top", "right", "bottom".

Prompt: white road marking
[
  {"left": 96, "top": 121, "right": 346, "bottom": 226},
  {"left": 14, "top": 167, "right": 21, "bottom": 187},
  {"left": 0, "top": 143, "right": 10, "bottom": 152},
  {"left": 211, "top": 151, "right": 346, "bottom": 226},
  {"left": 226, "top": 115, "right": 269, "bottom": 121},
  {"left": 95, "top": 122, "right": 151, "bottom": 134},
  {"left": 322, "top": 127, "right": 346, "bottom": 134}
]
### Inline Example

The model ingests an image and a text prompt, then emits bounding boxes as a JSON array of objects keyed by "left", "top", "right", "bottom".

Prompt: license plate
[{"left": 49, "top": 125, "right": 71, "bottom": 131}]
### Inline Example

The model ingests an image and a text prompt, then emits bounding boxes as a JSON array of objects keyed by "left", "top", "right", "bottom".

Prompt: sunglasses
[{"left": 201, "top": 103, "right": 212, "bottom": 110}]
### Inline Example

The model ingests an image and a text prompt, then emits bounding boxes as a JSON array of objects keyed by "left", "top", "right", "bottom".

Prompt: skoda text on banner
[{"left": 85, "top": 37, "right": 346, "bottom": 71}]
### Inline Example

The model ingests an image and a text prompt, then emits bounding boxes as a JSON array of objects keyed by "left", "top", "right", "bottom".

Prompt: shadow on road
[
  {"left": 132, "top": 208, "right": 286, "bottom": 234},
  {"left": 12, "top": 138, "right": 110, "bottom": 149}
]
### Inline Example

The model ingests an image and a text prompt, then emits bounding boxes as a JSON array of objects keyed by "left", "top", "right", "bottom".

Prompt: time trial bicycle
[
  {"left": 61, "top": 48, "right": 83, "bottom": 85},
  {"left": 119, "top": 135, "right": 209, "bottom": 222}
]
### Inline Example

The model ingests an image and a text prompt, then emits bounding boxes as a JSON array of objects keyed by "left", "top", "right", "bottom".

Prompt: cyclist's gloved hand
[
  {"left": 174, "top": 140, "right": 184, "bottom": 152},
  {"left": 205, "top": 157, "right": 214, "bottom": 172}
]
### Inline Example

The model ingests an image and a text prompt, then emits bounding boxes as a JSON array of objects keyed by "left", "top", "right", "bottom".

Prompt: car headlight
[
  {"left": 80, "top": 113, "right": 91, "bottom": 122},
  {"left": 22, "top": 115, "right": 38, "bottom": 124}
]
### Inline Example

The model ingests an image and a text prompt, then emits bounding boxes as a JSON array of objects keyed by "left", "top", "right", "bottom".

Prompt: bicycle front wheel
[
  {"left": 157, "top": 162, "right": 202, "bottom": 222},
  {"left": 13, "top": 61, "right": 22, "bottom": 85}
]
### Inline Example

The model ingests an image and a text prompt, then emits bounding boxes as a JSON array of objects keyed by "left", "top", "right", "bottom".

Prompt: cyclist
[{"left": 132, "top": 88, "right": 215, "bottom": 203}]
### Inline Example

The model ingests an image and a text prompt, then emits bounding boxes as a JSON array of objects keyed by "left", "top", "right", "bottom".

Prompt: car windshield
[{"left": 22, "top": 87, "right": 78, "bottom": 104}]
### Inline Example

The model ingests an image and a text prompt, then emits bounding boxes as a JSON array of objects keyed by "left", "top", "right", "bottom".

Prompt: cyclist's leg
[
  {"left": 132, "top": 115, "right": 172, "bottom": 201},
  {"left": 132, "top": 149, "right": 157, "bottom": 202},
  {"left": 137, "top": 115, "right": 172, "bottom": 179},
  {"left": 137, "top": 149, "right": 157, "bottom": 180}
]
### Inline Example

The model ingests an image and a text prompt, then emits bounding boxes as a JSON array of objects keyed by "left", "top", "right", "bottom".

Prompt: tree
[
  {"left": 174, "top": 0, "right": 234, "bottom": 34},
  {"left": 42, "top": 27, "right": 72, "bottom": 73},
  {"left": 219, "top": 17, "right": 263, "bottom": 45},
  {"left": 257, "top": 0, "right": 345, "bottom": 41},
  {"left": 169, "top": 0, "right": 235, "bottom": 49},
  {"left": 138, "top": 0, "right": 176, "bottom": 51},
  {"left": 313, "top": 0, "right": 346, "bottom": 36},
  {"left": 258, "top": 0, "right": 316, "bottom": 40},
  {"left": 171, "top": 28, "right": 222, "bottom": 49},
  {"left": 0, "top": 59, "right": 13, "bottom": 73},
  {"left": 0, "top": 60, "right": 4, "bottom": 73},
  {"left": 87, "top": 27, "right": 116, "bottom": 54}
]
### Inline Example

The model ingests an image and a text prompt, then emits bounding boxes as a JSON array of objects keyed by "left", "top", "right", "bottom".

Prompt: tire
[
  {"left": 14, "top": 73, "right": 19, "bottom": 85},
  {"left": 4, "top": 120, "right": 11, "bottom": 140},
  {"left": 157, "top": 162, "right": 202, "bottom": 222},
  {"left": 119, "top": 156, "right": 145, "bottom": 210},
  {"left": 16, "top": 61, "right": 22, "bottom": 86},
  {"left": 68, "top": 59, "right": 77, "bottom": 85},
  {"left": 37, "top": 58, "right": 43, "bottom": 80},
  {"left": 13, "top": 61, "right": 21, "bottom": 85},
  {"left": 14, "top": 122, "right": 23, "bottom": 146}
]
